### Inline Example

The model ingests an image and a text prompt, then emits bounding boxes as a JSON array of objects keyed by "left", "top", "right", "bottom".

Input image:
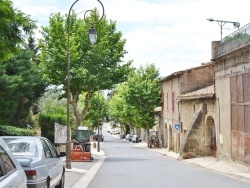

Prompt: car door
[
  {"left": 44, "top": 139, "right": 63, "bottom": 186},
  {"left": 40, "top": 139, "right": 58, "bottom": 187}
]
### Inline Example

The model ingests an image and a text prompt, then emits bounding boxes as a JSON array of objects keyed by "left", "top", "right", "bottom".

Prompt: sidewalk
[{"left": 134, "top": 141, "right": 250, "bottom": 182}]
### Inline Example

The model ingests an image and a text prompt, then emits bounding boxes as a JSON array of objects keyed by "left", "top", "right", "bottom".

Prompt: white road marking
[
  {"left": 72, "top": 156, "right": 107, "bottom": 188},
  {"left": 66, "top": 168, "right": 87, "bottom": 173}
]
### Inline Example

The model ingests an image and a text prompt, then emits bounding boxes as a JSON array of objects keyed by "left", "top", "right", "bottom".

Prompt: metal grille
[{"left": 216, "top": 23, "right": 250, "bottom": 57}]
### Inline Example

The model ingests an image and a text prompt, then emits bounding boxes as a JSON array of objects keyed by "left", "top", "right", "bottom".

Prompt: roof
[
  {"left": 160, "top": 62, "right": 213, "bottom": 82},
  {"left": 178, "top": 85, "right": 215, "bottom": 100}
]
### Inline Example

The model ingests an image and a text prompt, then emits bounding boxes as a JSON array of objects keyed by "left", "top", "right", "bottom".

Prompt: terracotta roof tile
[{"left": 178, "top": 85, "right": 215, "bottom": 100}]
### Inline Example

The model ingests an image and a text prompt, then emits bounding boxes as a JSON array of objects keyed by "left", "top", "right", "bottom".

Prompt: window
[
  {"left": 41, "top": 139, "right": 52, "bottom": 158},
  {"left": 162, "top": 93, "right": 164, "bottom": 109},
  {"left": 167, "top": 93, "right": 168, "bottom": 110},
  {"left": 172, "top": 92, "right": 175, "bottom": 111},
  {"left": 0, "top": 145, "right": 16, "bottom": 177},
  {"left": 44, "top": 139, "right": 58, "bottom": 158},
  {"left": 3, "top": 138, "right": 38, "bottom": 157}
]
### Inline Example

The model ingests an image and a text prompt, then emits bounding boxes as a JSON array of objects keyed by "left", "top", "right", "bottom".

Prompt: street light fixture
[
  {"left": 66, "top": 0, "right": 104, "bottom": 169},
  {"left": 207, "top": 18, "right": 240, "bottom": 41},
  {"left": 89, "top": 27, "right": 98, "bottom": 44}
]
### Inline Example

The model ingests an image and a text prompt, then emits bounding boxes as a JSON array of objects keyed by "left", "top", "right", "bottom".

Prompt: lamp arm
[{"left": 84, "top": 0, "right": 105, "bottom": 25}]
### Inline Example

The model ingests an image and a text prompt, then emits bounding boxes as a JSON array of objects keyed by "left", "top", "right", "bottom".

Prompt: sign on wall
[
  {"left": 54, "top": 122, "right": 67, "bottom": 144},
  {"left": 174, "top": 123, "right": 181, "bottom": 130}
]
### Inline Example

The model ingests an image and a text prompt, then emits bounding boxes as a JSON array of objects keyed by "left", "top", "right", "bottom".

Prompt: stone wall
[{"left": 180, "top": 63, "right": 214, "bottom": 94}]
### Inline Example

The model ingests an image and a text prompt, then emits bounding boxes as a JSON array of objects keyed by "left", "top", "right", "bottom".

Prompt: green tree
[
  {"left": 108, "top": 84, "right": 135, "bottom": 134},
  {"left": 0, "top": 48, "right": 46, "bottom": 127},
  {"left": 39, "top": 10, "right": 132, "bottom": 127},
  {"left": 109, "top": 64, "right": 162, "bottom": 138},
  {"left": 127, "top": 64, "right": 162, "bottom": 127},
  {"left": 83, "top": 91, "right": 108, "bottom": 130},
  {"left": 0, "top": 0, "right": 36, "bottom": 61}
]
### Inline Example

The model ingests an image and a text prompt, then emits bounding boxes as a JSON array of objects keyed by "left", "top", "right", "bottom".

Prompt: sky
[{"left": 11, "top": 0, "right": 250, "bottom": 77}]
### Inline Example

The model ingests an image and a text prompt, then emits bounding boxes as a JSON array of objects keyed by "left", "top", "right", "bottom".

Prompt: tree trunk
[{"left": 71, "top": 90, "right": 94, "bottom": 129}]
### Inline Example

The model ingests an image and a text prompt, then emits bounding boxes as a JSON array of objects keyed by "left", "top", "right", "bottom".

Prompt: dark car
[
  {"left": 93, "top": 134, "right": 104, "bottom": 142},
  {"left": 1, "top": 136, "right": 66, "bottom": 188},
  {"left": 120, "top": 134, "right": 125, "bottom": 139}
]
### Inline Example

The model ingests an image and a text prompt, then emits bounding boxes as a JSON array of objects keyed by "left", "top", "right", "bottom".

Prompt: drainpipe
[
  {"left": 217, "top": 97, "right": 221, "bottom": 135},
  {"left": 177, "top": 99, "right": 181, "bottom": 152}
]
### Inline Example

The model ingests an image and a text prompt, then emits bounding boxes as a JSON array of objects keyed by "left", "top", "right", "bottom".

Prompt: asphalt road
[{"left": 65, "top": 130, "right": 250, "bottom": 188}]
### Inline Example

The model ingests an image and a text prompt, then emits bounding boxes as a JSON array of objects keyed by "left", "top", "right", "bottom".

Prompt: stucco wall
[
  {"left": 162, "top": 77, "right": 180, "bottom": 150},
  {"left": 213, "top": 47, "right": 250, "bottom": 160}
]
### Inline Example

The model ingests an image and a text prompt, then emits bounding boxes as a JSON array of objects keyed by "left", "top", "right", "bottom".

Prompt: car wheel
[
  {"left": 85, "top": 144, "right": 91, "bottom": 152},
  {"left": 55, "top": 171, "right": 65, "bottom": 188}
]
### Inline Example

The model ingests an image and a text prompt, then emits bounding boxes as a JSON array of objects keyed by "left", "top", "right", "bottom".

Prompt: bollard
[{"left": 93, "top": 142, "right": 96, "bottom": 148}]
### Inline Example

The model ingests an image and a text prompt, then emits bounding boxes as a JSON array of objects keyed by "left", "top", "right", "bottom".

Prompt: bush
[
  {"left": 38, "top": 113, "right": 67, "bottom": 144},
  {"left": 0, "top": 125, "right": 35, "bottom": 136}
]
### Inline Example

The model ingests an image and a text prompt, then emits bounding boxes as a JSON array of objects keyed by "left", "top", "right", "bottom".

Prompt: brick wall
[{"left": 180, "top": 63, "right": 214, "bottom": 94}]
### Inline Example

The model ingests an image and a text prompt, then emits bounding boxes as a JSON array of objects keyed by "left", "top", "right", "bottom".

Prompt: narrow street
[{"left": 65, "top": 130, "right": 250, "bottom": 188}]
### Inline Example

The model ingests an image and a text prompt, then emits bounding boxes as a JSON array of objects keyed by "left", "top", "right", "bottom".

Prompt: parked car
[
  {"left": 93, "top": 134, "right": 104, "bottom": 142},
  {"left": 0, "top": 138, "right": 27, "bottom": 188},
  {"left": 132, "top": 135, "right": 141, "bottom": 143},
  {"left": 128, "top": 134, "right": 134, "bottom": 141},
  {"left": 120, "top": 134, "right": 125, "bottom": 139},
  {"left": 1, "top": 136, "right": 66, "bottom": 188},
  {"left": 125, "top": 134, "right": 131, "bottom": 140}
]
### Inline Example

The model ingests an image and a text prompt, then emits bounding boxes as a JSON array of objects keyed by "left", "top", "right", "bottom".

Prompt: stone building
[
  {"left": 161, "top": 63, "right": 215, "bottom": 156},
  {"left": 161, "top": 71, "right": 182, "bottom": 150},
  {"left": 211, "top": 23, "right": 250, "bottom": 164},
  {"left": 178, "top": 84, "right": 216, "bottom": 158},
  {"left": 160, "top": 23, "right": 250, "bottom": 164}
]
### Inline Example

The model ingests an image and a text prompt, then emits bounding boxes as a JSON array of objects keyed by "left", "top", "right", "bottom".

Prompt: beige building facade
[
  {"left": 161, "top": 63, "right": 216, "bottom": 156},
  {"left": 161, "top": 74, "right": 181, "bottom": 151},
  {"left": 211, "top": 24, "right": 250, "bottom": 164},
  {"left": 159, "top": 23, "right": 250, "bottom": 164}
]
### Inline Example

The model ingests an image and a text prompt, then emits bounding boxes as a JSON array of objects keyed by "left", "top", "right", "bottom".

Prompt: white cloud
[{"left": 12, "top": 0, "right": 250, "bottom": 77}]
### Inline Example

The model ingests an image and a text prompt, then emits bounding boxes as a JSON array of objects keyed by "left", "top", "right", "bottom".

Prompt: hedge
[
  {"left": 38, "top": 113, "right": 67, "bottom": 144},
  {"left": 0, "top": 125, "right": 35, "bottom": 136}
]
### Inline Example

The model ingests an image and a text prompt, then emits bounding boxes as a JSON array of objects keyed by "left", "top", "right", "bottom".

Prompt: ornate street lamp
[{"left": 66, "top": 0, "right": 104, "bottom": 169}]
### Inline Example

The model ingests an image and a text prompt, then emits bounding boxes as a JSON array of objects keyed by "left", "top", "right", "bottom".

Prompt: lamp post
[
  {"left": 207, "top": 18, "right": 240, "bottom": 41},
  {"left": 66, "top": 0, "right": 104, "bottom": 169},
  {"left": 97, "top": 88, "right": 100, "bottom": 152}
]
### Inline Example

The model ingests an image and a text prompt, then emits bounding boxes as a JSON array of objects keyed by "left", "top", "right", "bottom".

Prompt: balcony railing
[{"left": 215, "top": 22, "right": 250, "bottom": 57}]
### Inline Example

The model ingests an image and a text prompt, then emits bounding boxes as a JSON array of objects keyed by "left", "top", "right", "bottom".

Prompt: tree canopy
[
  {"left": 0, "top": 0, "right": 36, "bottom": 61},
  {"left": 0, "top": 48, "right": 46, "bottom": 126},
  {"left": 109, "top": 64, "right": 162, "bottom": 136},
  {"left": 39, "top": 10, "right": 132, "bottom": 126}
]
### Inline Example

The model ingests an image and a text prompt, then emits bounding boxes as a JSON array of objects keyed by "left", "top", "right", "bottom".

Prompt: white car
[
  {"left": 132, "top": 135, "right": 142, "bottom": 143},
  {"left": 2, "top": 136, "right": 66, "bottom": 188},
  {"left": 125, "top": 134, "right": 131, "bottom": 140},
  {"left": 0, "top": 138, "right": 27, "bottom": 188}
]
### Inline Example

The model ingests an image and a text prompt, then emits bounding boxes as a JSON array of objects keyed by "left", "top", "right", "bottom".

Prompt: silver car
[
  {"left": 1, "top": 136, "right": 66, "bottom": 188},
  {"left": 0, "top": 138, "right": 27, "bottom": 188}
]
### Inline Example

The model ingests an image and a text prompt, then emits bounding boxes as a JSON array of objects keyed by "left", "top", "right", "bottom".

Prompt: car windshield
[{"left": 3, "top": 138, "right": 38, "bottom": 157}]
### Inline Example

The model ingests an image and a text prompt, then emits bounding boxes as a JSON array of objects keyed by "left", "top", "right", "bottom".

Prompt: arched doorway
[
  {"left": 206, "top": 116, "right": 216, "bottom": 157},
  {"left": 163, "top": 122, "right": 168, "bottom": 148}
]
